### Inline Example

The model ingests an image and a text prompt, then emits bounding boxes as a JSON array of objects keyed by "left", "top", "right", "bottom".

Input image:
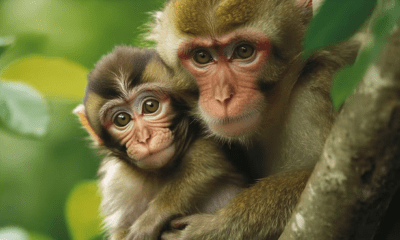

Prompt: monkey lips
[
  {"left": 202, "top": 108, "right": 262, "bottom": 138},
  {"left": 130, "top": 143, "right": 176, "bottom": 170}
]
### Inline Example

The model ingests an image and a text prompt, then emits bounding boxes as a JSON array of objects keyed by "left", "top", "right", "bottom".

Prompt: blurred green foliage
[
  {"left": 0, "top": 36, "right": 14, "bottom": 56},
  {"left": 304, "top": 0, "right": 377, "bottom": 57},
  {"left": 0, "top": 227, "right": 30, "bottom": 240},
  {"left": 1, "top": 56, "right": 89, "bottom": 99},
  {"left": 0, "top": 0, "right": 163, "bottom": 70},
  {"left": 0, "top": 80, "right": 50, "bottom": 136},
  {"left": 0, "top": 0, "right": 163, "bottom": 239},
  {"left": 303, "top": 0, "right": 377, "bottom": 110},
  {"left": 330, "top": 1, "right": 400, "bottom": 109},
  {"left": 65, "top": 181, "right": 102, "bottom": 240},
  {"left": 305, "top": 0, "right": 400, "bottom": 109},
  {"left": 0, "top": 226, "right": 54, "bottom": 240},
  {"left": 0, "top": 98, "right": 101, "bottom": 239}
]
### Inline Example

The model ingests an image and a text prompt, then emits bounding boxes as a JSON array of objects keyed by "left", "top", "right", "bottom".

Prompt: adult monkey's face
[
  {"left": 178, "top": 29, "right": 269, "bottom": 138},
  {"left": 154, "top": 0, "right": 312, "bottom": 139}
]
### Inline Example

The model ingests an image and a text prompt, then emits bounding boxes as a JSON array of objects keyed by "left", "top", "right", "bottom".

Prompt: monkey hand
[
  {"left": 127, "top": 208, "right": 178, "bottom": 240},
  {"left": 160, "top": 213, "right": 238, "bottom": 240}
]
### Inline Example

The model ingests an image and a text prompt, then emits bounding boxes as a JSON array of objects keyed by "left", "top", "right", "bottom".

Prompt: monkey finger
[
  {"left": 170, "top": 214, "right": 216, "bottom": 230},
  {"left": 170, "top": 217, "right": 190, "bottom": 229}
]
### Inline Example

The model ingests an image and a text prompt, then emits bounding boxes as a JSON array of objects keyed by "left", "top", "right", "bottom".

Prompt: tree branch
[{"left": 279, "top": 29, "right": 400, "bottom": 240}]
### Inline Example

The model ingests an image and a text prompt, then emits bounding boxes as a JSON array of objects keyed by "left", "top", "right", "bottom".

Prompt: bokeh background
[
  {"left": 0, "top": 0, "right": 393, "bottom": 239},
  {"left": 0, "top": 0, "right": 163, "bottom": 239}
]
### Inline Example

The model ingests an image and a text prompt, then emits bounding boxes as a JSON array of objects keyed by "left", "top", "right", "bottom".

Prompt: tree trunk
[{"left": 279, "top": 28, "right": 400, "bottom": 240}]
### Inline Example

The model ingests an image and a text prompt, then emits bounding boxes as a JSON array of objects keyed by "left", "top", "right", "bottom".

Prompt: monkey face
[
  {"left": 152, "top": 0, "right": 310, "bottom": 141},
  {"left": 74, "top": 46, "right": 187, "bottom": 170},
  {"left": 100, "top": 87, "right": 177, "bottom": 169},
  {"left": 177, "top": 29, "right": 271, "bottom": 138}
]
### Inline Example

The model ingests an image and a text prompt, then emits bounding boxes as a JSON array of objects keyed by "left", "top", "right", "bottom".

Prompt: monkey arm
[
  {"left": 127, "top": 138, "right": 244, "bottom": 240},
  {"left": 161, "top": 169, "right": 311, "bottom": 240}
]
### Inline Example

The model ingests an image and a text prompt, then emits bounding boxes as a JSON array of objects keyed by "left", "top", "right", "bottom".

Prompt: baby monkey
[{"left": 74, "top": 46, "right": 246, "bottom": 240}]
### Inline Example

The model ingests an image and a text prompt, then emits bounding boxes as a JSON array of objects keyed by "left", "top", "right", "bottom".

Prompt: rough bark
[{"left": 279, "top": 29, "right": 400, "bottom": 240}]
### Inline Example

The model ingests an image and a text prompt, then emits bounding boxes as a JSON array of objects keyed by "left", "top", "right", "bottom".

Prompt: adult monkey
[{"left": 150, "top": 0, "right": 360, "bottom": 239}]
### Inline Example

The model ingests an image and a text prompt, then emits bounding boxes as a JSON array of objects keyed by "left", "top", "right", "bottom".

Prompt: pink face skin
[
  {"left": 178, "top": 30, "right": 270, "bottom": 138},
  {"left": 103, "top": 89, "right": 176, "bottom": 169}
]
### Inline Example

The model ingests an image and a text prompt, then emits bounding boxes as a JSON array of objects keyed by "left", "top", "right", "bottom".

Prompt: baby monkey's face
[{"left": 101, "top": 85, "right": 176, "bottom": 169}]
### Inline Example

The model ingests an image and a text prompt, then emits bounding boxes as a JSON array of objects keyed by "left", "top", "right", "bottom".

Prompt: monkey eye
[
  {"left": 143, "top": 99, "right": 160, "bottom": 114},
  {"left": 113, "top": 112, "right": 131, "bottom": 127},
  {"left": 233, "top": 44, "right": 255, "bottom": 59},
  {"left": 193, "top": 50, "right": 213, "bottom": 64}
]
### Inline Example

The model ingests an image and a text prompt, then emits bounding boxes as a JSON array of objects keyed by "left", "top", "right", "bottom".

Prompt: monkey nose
[
  {"left": 214, "top": 85, "right": 234, "bottom": 104},
  {"left": 136, "top": 129, "right": 151, "bottom": 144}
]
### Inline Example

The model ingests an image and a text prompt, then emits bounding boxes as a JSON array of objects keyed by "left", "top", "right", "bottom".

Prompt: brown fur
[
  {"left": 215, "top": 0, "right": 261, "bottom": 33},
  {"left": 75, "top": 46, "right": 247, "bottom": 240},
  {"left": 98, "top": 138, "right": 246, "bottom": 239},
  {"left": 149, "top": 0, "right": 361, "bottom": 239},
  {"left": 174, "top": 0, "right": 215, "bottom": 35}
]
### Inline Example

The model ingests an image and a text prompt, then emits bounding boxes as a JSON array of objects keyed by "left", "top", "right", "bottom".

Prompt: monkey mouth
[
  {"left": 130, "top": 143, "right": 176, "bottom": 169},
  {"left": 147, "top": 144, "right": 170, "bottom": 155},
  {"left": 206, "top": 111, "right": 261, "bottom": 138}
]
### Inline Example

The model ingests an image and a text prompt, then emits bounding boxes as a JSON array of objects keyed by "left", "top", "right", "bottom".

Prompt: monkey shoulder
[{"left": 301, "top": 40, "right": 361, "bottom": 86}]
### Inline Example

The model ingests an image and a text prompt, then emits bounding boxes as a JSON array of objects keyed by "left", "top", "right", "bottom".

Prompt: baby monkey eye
[
  {"left": 193, "top": 50, "right": 213, "bottom": 64},
  {"left": 113, "top": 112, "right": 131, "bottom": 127},
  {"left": 143, "top": 99, "right": 160, "bottom": 114},
  {"left": 234, "top": 44, "right": 255, "bottom": 59}
]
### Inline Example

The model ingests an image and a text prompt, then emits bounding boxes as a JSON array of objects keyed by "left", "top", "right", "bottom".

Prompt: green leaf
[
  {"left": 0, "top": 227, "right": 53, "bottom": 240},
  {"left": 88, "top": 234, "right": 105, "bottom": 240},
  {"left": 28, "top": 232, "right": 55, "bottom": 240},
  {"left": 0, "top": 36, "right": 14, "bottom": 57},
  {"left": 331, "top": 2, "right": 400, "bottom": 109},
  {"left": 65, "top": 181, "right": 103, "bottom": 240},
  {"left": 331, "top": 49, "right": 373, "bottom": 110},
  {"left": 0, "top": 33, "right": 48, "bottom": 71},
  {"left": 304, "top": 0, "right": 377, "bottom": 57},
  {"left": 373, "top": 2, "right": 400, "bottom": 42},
  {"left": 0, "top": 227, "right": 29, "bottom": 240},
  {"left": 0, "top": 56, "right": 89, "bottom": 99},
  {"left": 0, "top": 80, "right": 50, "bottom": 137}
]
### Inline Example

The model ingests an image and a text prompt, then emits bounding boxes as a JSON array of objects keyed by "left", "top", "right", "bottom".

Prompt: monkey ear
[
  {"left": 297, "top": 0, "right": 315, "bottom": 20},
  {"left": 73, "top": 104, "right": 104, "bottom": 145},
  {"left": 297, "top": 0, "right": 312, "bottom": 8},
  {"left": 297, "top": 0, "right": 325, "bottom": 13}
]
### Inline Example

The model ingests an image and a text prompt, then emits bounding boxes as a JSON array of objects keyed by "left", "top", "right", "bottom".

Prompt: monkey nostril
[
  {"left": 143, "top": 135, "right": 151, "bottom": 144},
  {"left": 137, "top": 132, "right": 151, "bottom": 144},
  {"left": 214, "top": 89, "right": 234, "bottom": 105},
  {"left": 215, "top": 95, "right": 232, "bottom": 104}
]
